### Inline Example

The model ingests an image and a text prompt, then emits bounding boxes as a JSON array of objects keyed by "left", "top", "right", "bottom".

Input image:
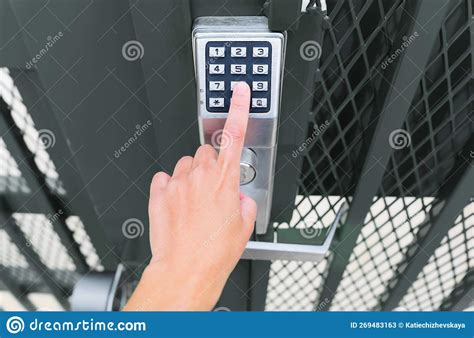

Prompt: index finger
[{"left": 218, "top": 82, "right": 251, "bottom": 170}]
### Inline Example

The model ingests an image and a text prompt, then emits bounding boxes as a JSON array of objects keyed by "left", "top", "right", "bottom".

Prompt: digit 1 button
[
  {"left": 231, "top": 64, "right": 246, "bottom": 75},
  {"left": 253, "top": 47, "right": 269, "bottom": 57},
  {"left": 252, "top": 64, "right": 268, "bottom": 75},
  {"left": 252, "top": 98, "right": 267, "bottom": 108},
  {"left": 209, "top": 98, "right": 224, "bottom": 108},
  {"left": 209, "top": 64, "right": 225, "bottom": 74},
  {"left": 252, "top": 81, "right": 268, "bottom": 91},
  {"left": 231, "top": 47, "right": 246, "bottom": 57},
  {"left": 209, "top": 81, "right": 224, "bottom": 91},
  {"left": 209, "top": 47, "right": 225, "bottom": 57}
]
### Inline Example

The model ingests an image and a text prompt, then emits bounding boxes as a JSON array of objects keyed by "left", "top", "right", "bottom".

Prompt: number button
[
  {"left": 252, "top": 81, "right": 268, "bottom": 91},
  {"left": 231, "top": 47, "right": 246, "bottom": 57},
  {"left": 230, "top": 81, "right": 239, "bottom": 91},
  {"left": 231, "top": 64, "right": 246, "bottom": 75},
  {"left": 209, "top": 64, "right": 225, "bottom": 74},
  {"left": 209, "top": 81, "right": 224, "bottom": 91},
  {"left": 252, "top": 64, "right": 268, "bottom": 75},
  {"left": 209, "top": 98, "right": 224, "bottom": 108},
  {"left": 209, "top": 47, "right": 225, "bottom": 57},
  {"left": 253, "top": 47, "right": 269, "bottom": 57},
  {"left": 252, "top": 98, "right": 267, "bottom": 108}
]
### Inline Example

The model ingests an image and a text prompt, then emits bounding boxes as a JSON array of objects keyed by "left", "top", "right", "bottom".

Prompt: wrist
[{"left": 124, "top": 262, "right": 221, "bottom": 311}]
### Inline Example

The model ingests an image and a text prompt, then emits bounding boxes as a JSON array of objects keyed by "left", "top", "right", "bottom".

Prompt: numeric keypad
[{"left": 206, "top": 41, "right": 272, "bottom": 113}]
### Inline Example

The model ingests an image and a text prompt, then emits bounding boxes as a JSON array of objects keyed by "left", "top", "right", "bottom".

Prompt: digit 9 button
[{"left": 206, "top": 41, "right": 272, "bottom": 113}]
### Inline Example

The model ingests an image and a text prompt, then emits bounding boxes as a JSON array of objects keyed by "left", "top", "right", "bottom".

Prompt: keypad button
[
  {"left": 252, "top": 81, "right": 268, "bottom": 91},
  {"left": 209, "top": 47, "right": 225, "bottom": 57},
  {"left": 252, "top": 98, "right": 267, "bottom": 108},
  {"left": 209, "top": 98, "right": 224, "bottom": 108},
  {"left": 231, "top": 64, "right": 246, "bottom": 75},
  {"left": 253, "top": 47, "right": 269, "bottom": 57},
  {"left": 209, "top": 64, "right": 225, "bottom": 74},
  {"left": 230, "top": 81, "right": 239, "bottom": 90},
  {"left": 231, "top": 47, "right": 246, "bottom": 57},
  {"left": 209, "top": 81, "right": 224, "bottom": 91},
  {"left": 252, "top": 64, "right": 268, "bottom": 75}
]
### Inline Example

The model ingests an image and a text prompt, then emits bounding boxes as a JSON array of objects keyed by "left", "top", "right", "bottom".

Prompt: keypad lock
[{"left": 193, "top": 17, "right": 285, "bottom": 234}]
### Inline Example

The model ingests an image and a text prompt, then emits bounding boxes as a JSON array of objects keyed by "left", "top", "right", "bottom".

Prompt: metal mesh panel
[
  {"left": 0, "top": 68, "right": 103, "bottom": 308},
  {"left": 13, "top": 213, "right": 78, "bottom": 286},
  {"left": 266, "top": 0, "right": 472, "bottom": 311},
  {"left": 0, "top": 68, "right": 64, "bottom": 194},
  {"left": 399, "top": 203, "right": 473, "bottom": 310},
  {"left": 0, "top": 229, "right": 40, "bottom": 289},
  {"left": 65, "top": 216, "right": 104, "bottom": 271},
  {"left": 330, "top": 197, "right": 436, "bottom": 310}
]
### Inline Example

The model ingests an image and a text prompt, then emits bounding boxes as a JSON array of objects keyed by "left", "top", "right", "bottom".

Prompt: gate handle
[{"left": 242, "top": 202, "right": 348, "bottom": 262}]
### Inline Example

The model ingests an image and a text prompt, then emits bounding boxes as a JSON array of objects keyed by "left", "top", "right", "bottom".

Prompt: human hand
[{"left": 124, "top": 82, "right": 256, "bottom": 311}]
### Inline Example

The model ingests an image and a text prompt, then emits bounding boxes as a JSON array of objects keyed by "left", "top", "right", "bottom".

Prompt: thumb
[{"left": 239, "top": 193, "right": 257, "bottom": 235}]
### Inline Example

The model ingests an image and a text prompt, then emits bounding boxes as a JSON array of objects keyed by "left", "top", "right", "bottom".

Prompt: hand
[{"left": 124, "top": 82, "right": 257, "bottom": 311}]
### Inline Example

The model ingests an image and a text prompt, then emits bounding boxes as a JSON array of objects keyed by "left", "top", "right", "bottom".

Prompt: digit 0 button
[{"left": 252, "top": 98, "right": 267, "bottom": 108}]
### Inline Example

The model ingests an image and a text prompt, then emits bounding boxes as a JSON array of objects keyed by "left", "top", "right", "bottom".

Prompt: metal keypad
[{"left": 206, "top": 41, "right": 272, "bottom": 113}]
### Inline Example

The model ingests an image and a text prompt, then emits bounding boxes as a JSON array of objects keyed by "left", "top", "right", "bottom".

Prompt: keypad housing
[{"left": 206, "top": 41, "right": 272, "bottom": 113}]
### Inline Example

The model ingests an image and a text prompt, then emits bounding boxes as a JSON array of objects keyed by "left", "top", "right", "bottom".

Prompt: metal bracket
[
  {"left": 71, "top": 264, "right": 126, "bottom": 311},
  {"left": 242, "top": 202, "right": 348, "bottom": 262}
]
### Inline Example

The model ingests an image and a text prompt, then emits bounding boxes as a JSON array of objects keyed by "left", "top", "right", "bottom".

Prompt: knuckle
[
  {"left": 177, "top": 156, "right": 193, "bottom": 165},
  {"left": 151, "top": 172, "right": 169, "bottom": 189},
  {"left": 199, "top": 144, "right": 215, "bottom": 154}
]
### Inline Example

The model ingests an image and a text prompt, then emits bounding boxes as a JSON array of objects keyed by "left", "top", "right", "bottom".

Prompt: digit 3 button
[{"left": 252, "top": 98, "right": 267, "bottom": 108}]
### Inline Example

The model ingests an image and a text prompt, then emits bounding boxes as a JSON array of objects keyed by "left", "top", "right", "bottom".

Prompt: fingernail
[{"left": 234, "top": 82, "right": 249, "bottom": 95}]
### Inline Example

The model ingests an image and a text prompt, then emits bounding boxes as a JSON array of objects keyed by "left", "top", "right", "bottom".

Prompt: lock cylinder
[{"left": 240, "top": 148, "right": 257, "bottom": 185}]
